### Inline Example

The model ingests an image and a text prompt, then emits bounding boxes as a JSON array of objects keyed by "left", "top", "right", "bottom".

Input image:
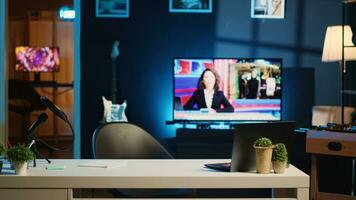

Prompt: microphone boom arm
[{"left": 40, "top": 96, "right": 75, "bottom": 142}]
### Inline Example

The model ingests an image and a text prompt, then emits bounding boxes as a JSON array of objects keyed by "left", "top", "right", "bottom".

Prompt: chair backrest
[
  {"left": 92, "top": 122, "right": 173, "bottom": 159},
  {"left": 8, "top": 79, "right": 46, "bottom": 114}
]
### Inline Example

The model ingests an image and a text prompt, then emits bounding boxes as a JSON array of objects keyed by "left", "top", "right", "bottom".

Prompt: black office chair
[
  {"left": 8, "top": 79, "right": 46, "bottom": 114},
  {"left": 92, "top": 122, "right": 173, "bottom": 159},
  {"left": 8, "top": 79, "right": 47, "bottom": 143},
  {"left": 92, "top": 122, "right": 193, "bottom": 198}
]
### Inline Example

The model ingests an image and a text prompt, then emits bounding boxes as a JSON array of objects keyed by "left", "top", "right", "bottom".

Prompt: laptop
[{"left": 205, "top": 121, "right": 295, "bottom": 172}]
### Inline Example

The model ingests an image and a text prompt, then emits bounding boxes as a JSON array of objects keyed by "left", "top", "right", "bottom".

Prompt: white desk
[{"left": 0, "top": 159, "right": 309, "bottom": 200}]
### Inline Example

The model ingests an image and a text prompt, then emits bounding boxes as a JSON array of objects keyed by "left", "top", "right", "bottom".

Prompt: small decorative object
[
  {"left": 7, "top": 144, "right": 35, "bottom": 175},
  {"left": 0, "top": 143, "right": 5, "bottom": 174},
  {"left": 272, "top": 143, "right": 288, "bottom": 173},
  {"left": 251, "top": 0, "right": 285, "bottom": 19},
  {"left": 96, "top": 0, "right": 129, "bottom": 18},
  {"left": 169, "top": 0, "right": 212, "bottom": 13},
  {"left": 253, "top": 137, "right": 275, "bottom": 174}
]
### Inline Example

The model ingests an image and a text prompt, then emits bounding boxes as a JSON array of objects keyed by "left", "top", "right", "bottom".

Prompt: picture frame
[
  {"left": 169, "top": 0, "right": 212, "bottom": 13},
  {"left": 96, "top": 0, "right": 129, "bottom": 18},
  {"left": 251, "top": 0, "right": 285, "bottom": 19}
]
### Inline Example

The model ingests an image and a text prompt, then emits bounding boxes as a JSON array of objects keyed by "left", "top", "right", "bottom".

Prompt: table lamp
[
  {"left": 321, "top": 25, "right": 356, "bottom": 124},
  {"left": 322, "top": 25, "right": 356, "bottom": 69}
]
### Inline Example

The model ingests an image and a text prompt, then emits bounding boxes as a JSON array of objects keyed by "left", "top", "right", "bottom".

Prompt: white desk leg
[
  {"left": 297, "top": 188, "right": 309, "bottom": 200},
  {"left": 67, "top": 189, "right": 73, "bottom": 200}
]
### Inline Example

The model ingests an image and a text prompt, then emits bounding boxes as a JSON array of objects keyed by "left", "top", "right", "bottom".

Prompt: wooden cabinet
[
  {"left": 0, "top": 189, "right": 71, "bottom": 200},
  {"left": 306, "top": 130, "right": 356, "bottom": 200},
  {"left": 306, "top": 130, "right": 356, "bottom": 157}
]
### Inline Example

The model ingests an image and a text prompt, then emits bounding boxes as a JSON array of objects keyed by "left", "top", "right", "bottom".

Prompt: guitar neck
[
  {"left": 112, "top": 59, "right": 118, "bottom": 104},
  {"left": 111, "top": 41, "right": 120, "bottom": 104}
]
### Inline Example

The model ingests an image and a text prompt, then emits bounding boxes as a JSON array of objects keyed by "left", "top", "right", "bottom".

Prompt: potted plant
[
  {"left": 0, "top": 143, "right": 5, "bottom": 174},
  {"left": 272, "top": 143, "right": 288, "bottom": 173},
  {"left": 6, "top": 144, "right": 34, "bottom": 175},
  {"left": 253, "top": 137, "right": 274, "bottom": 174}
]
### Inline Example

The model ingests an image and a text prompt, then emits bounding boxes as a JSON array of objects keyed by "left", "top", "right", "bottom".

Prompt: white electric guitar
[{"left": 102, "top": 41, "right": 127, "bottom": 122}]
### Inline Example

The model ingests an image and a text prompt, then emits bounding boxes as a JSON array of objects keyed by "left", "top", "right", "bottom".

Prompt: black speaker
[{"left": 282, "top": 68, "right": 315, "bottom": 128}]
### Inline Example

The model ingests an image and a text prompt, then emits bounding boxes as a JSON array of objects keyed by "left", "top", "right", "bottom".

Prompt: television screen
[
  {"left": 173, "top": 58, "right": 282, "bottom": 121},
  {"left": 15, "top": 46, "right": 60, "bottom": 72}
]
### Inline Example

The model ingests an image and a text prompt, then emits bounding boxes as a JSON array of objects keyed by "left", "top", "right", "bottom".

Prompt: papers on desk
[
  {"left": 78, "top": 160, "right": 127, "bottom": 169},
  {"left": 46, "top": 165, "right": 66, "bottom": 170}
]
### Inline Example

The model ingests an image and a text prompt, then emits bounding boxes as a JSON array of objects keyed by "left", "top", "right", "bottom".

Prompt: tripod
[
  {"left": 28, "top": 139, "right": 51, "bottom": 167},
  {"left": 26, "top": 97, "right": 76, "bottom": 167},
  {"left": 26, "top": 112, "right": 53, "bottom": 167}
]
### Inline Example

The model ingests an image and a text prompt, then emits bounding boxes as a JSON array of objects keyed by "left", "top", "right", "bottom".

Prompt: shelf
[
  {"left": 30, "top": 81, "right": 74, "bottom": 88},
  {"left": 341, "top": 90, "right": 356, "bottom": 95},
  {"left": 343, "top": 0, "right": 356, "bottom": 4}
]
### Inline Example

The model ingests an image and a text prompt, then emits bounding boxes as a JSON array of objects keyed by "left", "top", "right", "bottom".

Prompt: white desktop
[{"left": 0, "top": 159, "right": 309, "bottom": 200}]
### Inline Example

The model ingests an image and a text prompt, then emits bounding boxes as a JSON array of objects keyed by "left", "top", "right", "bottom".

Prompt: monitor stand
[
  {"left": 32, "top": 72, "right": 56, "bottom": 85},
  {"left": 34, "top": 72, "right": 41, "bottom": 82}
]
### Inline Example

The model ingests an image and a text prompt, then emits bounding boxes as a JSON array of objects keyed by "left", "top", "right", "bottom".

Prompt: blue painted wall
[
  {"left": 0, "top": 0, "right": 8, "bottom": 145},
  {"left": 81, "top": 0, "right": 216, "bottom": 158},
  {"left": 81, "top": 0, "right": 345, "bottom": 158},
  {"left": 213, "top": 0, "right": 342, "bottom": 105}
]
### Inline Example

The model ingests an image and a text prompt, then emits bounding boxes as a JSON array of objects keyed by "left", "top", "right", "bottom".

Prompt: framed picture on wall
[
  {"left": 169, "top": 0, "right": 212, "bottom": 13},
  {"left": 251, "top": 0, "right": 285, "bottom": 19},
  {"left": 96, "top": 0, "right": 129, "bottom": 18}
]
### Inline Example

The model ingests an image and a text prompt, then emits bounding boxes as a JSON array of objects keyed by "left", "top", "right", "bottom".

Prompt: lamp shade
[{"left": 322, "top": 25, "right": 356, "bottom": 62}]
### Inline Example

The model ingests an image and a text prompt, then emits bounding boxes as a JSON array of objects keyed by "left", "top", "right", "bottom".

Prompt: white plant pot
[
  {"left": 254, "top": 145, "right": 275, "bottom": 174},
  {"left": 14, "top": 162, "right": 28, "bottom": 175},
  {"left": 272, "top": 161, "right": 287, "bottom": 174}
]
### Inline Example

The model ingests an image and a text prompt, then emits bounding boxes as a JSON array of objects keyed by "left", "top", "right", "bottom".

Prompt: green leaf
[
  {"left": 254, "top": 137, "right": 273, "bottom": 147},
  {"left": 0, "top": 143, "right": 5, "bottom": 156},
  {"left": 7, "top": 144, "right": 35, "bottom": 164}
]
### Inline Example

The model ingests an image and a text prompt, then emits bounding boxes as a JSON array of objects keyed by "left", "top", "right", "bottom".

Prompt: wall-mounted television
[
  {"left": 15, "top": 46, "right": 60, "bottom": 72},
  {"left": 173, "top": 58, "right": 282, "bottom": 122}
]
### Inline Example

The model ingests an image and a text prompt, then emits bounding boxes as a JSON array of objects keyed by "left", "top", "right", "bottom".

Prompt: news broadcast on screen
[{"left": 173, "top": 58, "right": 282, "bottom": 121}]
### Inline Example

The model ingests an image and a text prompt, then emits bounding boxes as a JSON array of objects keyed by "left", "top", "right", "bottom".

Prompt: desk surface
[{"left": 0, "top": 159, "right": 309, "bottom": 189}]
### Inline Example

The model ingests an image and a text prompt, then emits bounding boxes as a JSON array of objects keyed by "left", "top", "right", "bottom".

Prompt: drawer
[
  {"left": 0, "top": 189, "right": 70, "bottom": 200},
  {"left": 306, "top": 130, "right": 356, "bottom": 157}
]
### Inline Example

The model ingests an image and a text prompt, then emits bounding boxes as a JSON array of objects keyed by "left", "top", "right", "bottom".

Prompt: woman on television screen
[{"left": 183, "top": 68, "right": 234, "bottom": 113}]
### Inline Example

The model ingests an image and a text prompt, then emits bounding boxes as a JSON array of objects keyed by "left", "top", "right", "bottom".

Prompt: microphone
[
  {"left": 40, "top": 96, "right": 68, "bottom": 123},
  {"left": 27, "top": 113, "right": 48, "bottom": 143}
]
